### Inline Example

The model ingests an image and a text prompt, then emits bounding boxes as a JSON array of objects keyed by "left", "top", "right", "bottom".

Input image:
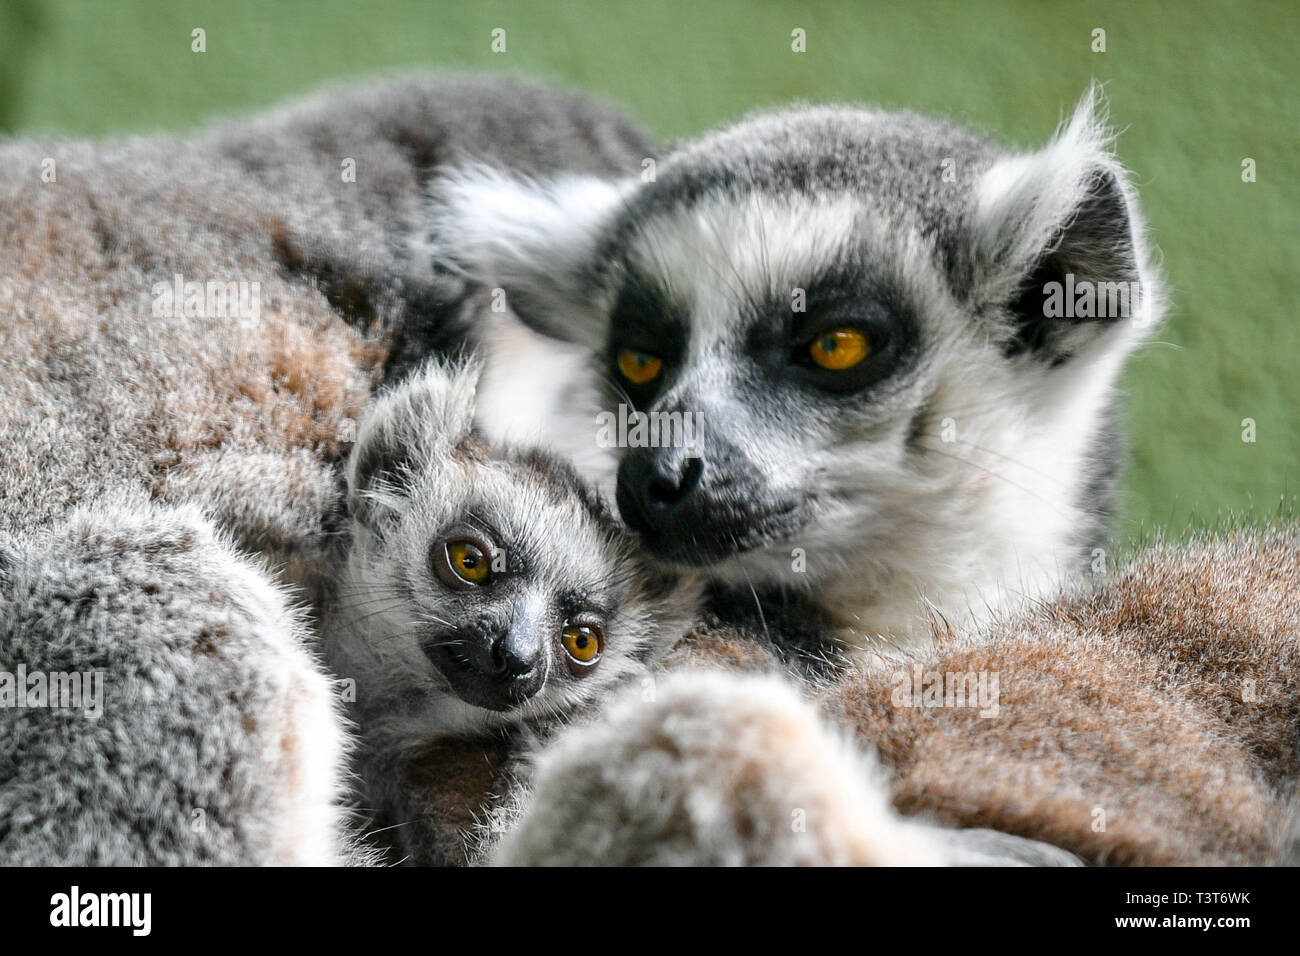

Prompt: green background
[{"left": 2, "top": 0, "right": 1295, "bottom": 547}]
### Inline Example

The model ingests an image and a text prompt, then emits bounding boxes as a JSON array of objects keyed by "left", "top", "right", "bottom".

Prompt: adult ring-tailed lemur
[{"left": 414, "top": 83, "right": 1162, "bottom": 655}]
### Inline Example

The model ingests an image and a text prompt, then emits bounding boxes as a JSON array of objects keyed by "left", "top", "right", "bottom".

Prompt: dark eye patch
[
  {"left": 605, "top": 270, "right": 689, "bottom": 405},
  {"left": 608, "top": 272, "right": 687, "bottom": 351},
  {"left": 745, "top": 266, "right": 920, "bottom": 396},
  {"left": 557, "top": 588, "right": 615, "bottom": 622}
]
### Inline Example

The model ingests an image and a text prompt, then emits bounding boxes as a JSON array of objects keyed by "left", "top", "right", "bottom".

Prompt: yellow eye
[
  {"left": 446, "top": 540, "right": 490, "bottom": 585},
  {"left": 561, "top": 624, "right": 604, "bottom": 667},
  {"left": 617, "top": 349, "right": 663, "bottom": 385},
  {"left": 809, "top": 329, "right": 870, "bottom": 370}
]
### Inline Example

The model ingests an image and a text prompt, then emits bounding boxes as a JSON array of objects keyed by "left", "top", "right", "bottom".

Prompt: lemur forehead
[
  {"left": 509, "top": 448, "right": 619, "bottom": 530},
  {"left": 611, "top": 194, "right": 930, "bottom": 360},
  {"left": 499, "top": 492, "right": 631, "bottom": 609},
  {"left": 653, "top": 106, "right": 998, "bottom": 204},
  {"left": 617, "top": 195, "right": 863, "bottom": 339},
  {"left": 593, "top": 106, "right": 1000, "bottom": 298}
]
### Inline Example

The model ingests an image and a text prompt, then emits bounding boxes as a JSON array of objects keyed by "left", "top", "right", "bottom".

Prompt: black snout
[
  {"left": 486, "top": 630, "right": 541, "bottom": 679},
  {"left": 617, "top": 448, "right": 703, "bottom": 526},
  {"left": 425, "top": 622, "right": 545, "bottom": 712},
  {"left": 616, "top": 441, "right": 809, "bottom": 565}
]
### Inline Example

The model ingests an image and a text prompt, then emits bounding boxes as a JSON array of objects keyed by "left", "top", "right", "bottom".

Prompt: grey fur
[
  {"left": 0, "top": 501, "right": 346, "bottom": 864},
  {"left": 0, "top": 74, "right": 656, "bottom": 865},
  {"left": 321, "top": 359, "right": 700, "bottom": 864}
]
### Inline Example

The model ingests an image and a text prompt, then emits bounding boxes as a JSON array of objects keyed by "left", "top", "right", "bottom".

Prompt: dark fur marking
[{"left": 1004, "top": 169, "right": 1138, "bottom": 361}]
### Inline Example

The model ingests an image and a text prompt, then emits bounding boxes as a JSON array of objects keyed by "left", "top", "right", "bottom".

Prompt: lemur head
[
  {"left": 420, "top": 88, "right": 1162, "bottom": 640},
  {"left": 331, "top": 360, "right": 699, "bottom": 734}
]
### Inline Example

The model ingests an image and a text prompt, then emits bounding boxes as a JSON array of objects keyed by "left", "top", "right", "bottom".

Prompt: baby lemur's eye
[
  {"left": 560, "top": 623, "right": 604, "bottom": 673},
  {"left": 617, "top": 349, "right": 663, "bottom": 385},
  {"left": 808, "top": 328, "right": 870, "bottom": 370},
  {"left": 433, "top": 537, "right": 493, "bottom": 589}
]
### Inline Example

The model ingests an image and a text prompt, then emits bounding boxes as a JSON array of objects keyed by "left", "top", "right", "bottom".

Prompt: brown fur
[
  {"left": 0, "top": 73, "right": 656, "bottom": 605},
  {"left": 360, "top": 736, "right": 515, "bottom": 866},
  {"left": 664, "top": 529, "right": 1300, "bottom": 865}
]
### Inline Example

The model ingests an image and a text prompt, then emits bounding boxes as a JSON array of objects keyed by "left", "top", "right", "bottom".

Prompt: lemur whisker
[
  {"left": 913, "top": 441, "right": 1075, "bottom": 520},
  {"left": 927, "top": 435, "right": 1078, "bottom": 489},
  {"left": 740, "top": 563, "right": 771, "bottom": 645}
]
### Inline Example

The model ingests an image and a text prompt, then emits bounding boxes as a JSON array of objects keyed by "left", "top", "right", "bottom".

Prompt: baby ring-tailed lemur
[
  {"left": 323, "top": 360, "right": 1090, "bottom": 866},
  {"left": 319, "top": 358, "right": 701, "bottom": 864},
  {"left": 414, "top": 85, "right": 1163, "bottom": 653}
]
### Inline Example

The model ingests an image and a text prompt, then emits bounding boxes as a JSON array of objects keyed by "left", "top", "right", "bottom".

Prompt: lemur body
[
  {"left": 418, "top": 88, "right": 1163, "bottom": 653},
  {"left": 0, "top": 73, "right": 1284, "bottom": 868},
  {"left": 0, "top": 75, "right": 655, "bottom": 864},
  {"left": 500, "top": 527, "right": 1300, "bottom": 867},
  {"left": 320, "top": 361, "right": 701, "bottom": 864}
]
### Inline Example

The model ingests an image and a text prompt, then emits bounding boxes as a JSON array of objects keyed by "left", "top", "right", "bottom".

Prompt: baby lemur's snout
[{"left": 422, "top": 611, "right": 548, "bottom": 711}]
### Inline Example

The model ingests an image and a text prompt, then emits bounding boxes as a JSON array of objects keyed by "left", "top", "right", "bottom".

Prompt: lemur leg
[
  {"left": 494, "top": 669, "right": 1078, "bottom": 866},
  {"left": 0, "top": 501, "right": 347, "bottom": 865}
]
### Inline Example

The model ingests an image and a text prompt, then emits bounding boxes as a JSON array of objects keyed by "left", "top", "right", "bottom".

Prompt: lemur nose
[
  {"left": 489, "top": 632, "right": 540, "bottom": 677},
  {"left": 647, "top": 456, "right": 703, "bottom": 507},
  {"left": 619, "top": 450, "right": 703, "bottom": 529}
]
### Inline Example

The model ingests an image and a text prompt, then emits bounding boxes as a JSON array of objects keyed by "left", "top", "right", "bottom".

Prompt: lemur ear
[
  {"left": 347, "top": 358, "right": 481, "bottom": 529},
  {"left": 969, "top": 87, "right": 1158, "bottom": 363},
  {"left": 413, "top": 164, "right": 633, "bottom": 343}
]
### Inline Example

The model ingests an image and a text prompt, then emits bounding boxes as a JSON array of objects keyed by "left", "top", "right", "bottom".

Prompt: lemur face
[
  {"left": 386, "top": 456, "right": 638, "bottom": 714},
  {"left": 336, "top": 362, "right": 698, "bottom": 732},
  {"left": 584, "top": 104, "right": 1149, "bottom": 590},
  {"left": 603, "top": 193, "right": 931, "bottom": 570}
]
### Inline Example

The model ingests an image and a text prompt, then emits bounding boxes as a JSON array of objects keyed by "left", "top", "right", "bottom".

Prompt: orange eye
[
  {"left": 618, "top": 350, "right": 663, "bottom": 385},
  {"left": 445, "top": 540, "right": 490, "bottom": 585},
  {"left": 809, "top": 329, "right": 870, "bottom": 370},
  {"left": 561, "top": 624, "right": 604, "bottom": 667}
]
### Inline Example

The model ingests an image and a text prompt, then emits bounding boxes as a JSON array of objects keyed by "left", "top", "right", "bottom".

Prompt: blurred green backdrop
[{"left": 1, "top": 0, "right": 1295, "bottom": 547}]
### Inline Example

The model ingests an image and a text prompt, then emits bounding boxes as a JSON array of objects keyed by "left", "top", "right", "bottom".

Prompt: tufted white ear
[
  {"left": 412, "top": 164, "right": 634, "bottom": 344},
  {"left": 347, "top": 358, "right": 482, "bottom": 530},
  {"left": 970, "top": 85, "right": 1161, "bottom": 362}
]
